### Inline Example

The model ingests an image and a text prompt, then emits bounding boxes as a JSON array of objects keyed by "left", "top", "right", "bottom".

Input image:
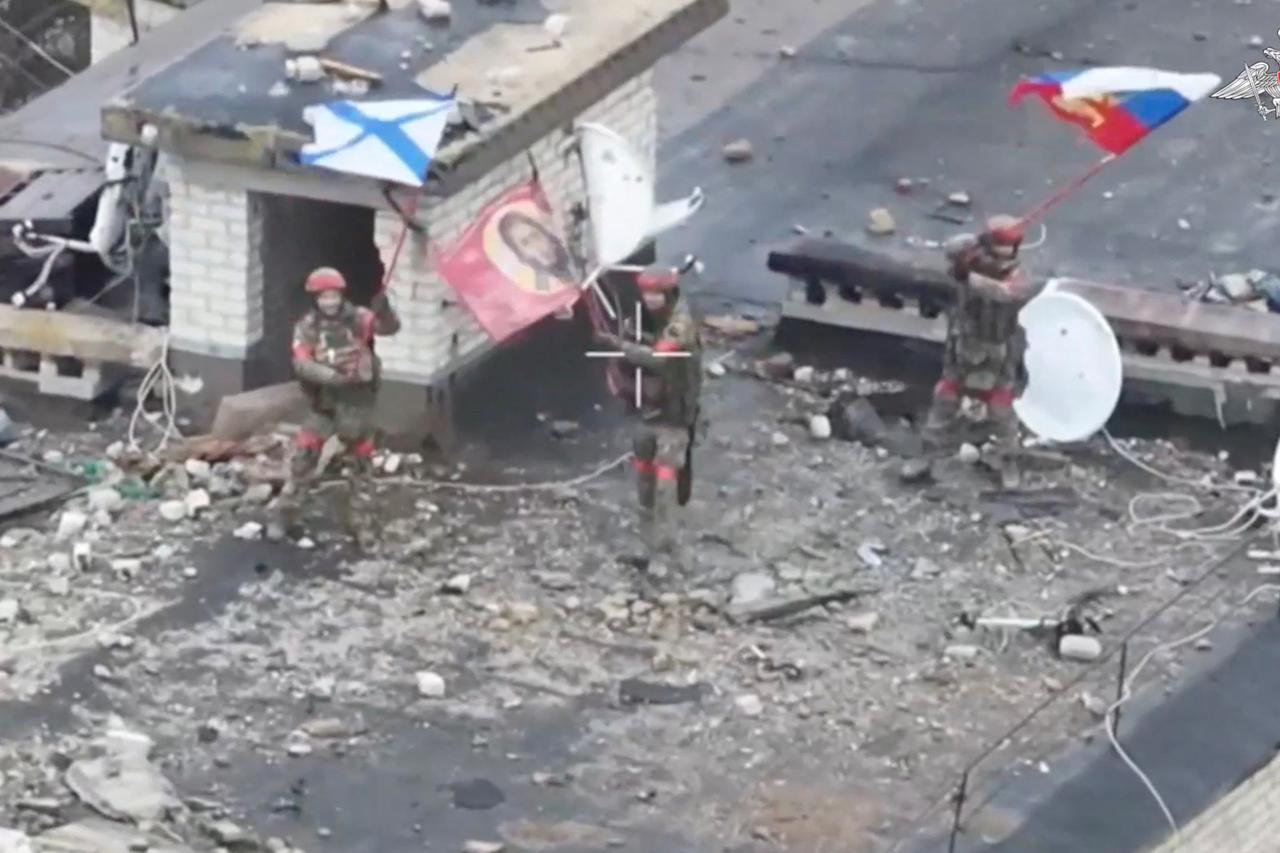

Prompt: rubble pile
[{"left": 0, "top": 364, "right": 1264, "bottom": 850}]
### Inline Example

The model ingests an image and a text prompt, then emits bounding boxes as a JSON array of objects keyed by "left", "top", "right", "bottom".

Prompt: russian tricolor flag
[{"left": 1009, "top": 67, "right": 1221, "bottom": 155}]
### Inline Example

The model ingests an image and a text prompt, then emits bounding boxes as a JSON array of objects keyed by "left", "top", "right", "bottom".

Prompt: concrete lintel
[{"left": 168, "top": 155, "right": 391, "bottom": 210}]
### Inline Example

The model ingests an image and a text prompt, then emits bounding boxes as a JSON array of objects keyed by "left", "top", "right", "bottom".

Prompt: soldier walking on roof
[
  {"left": 900, "top": 215, "right": 1039, "bottom": 489},
  {"left": 594, "top": 268, "right": 704, "bottom": 575},
  {"left": 289, "top": 267, "right": 401, "bottom": 482}
]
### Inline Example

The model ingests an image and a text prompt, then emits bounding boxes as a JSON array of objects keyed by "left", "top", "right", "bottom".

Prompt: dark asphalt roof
[{"left": 117, "top": 2, "right": 546, "bottom": 140}]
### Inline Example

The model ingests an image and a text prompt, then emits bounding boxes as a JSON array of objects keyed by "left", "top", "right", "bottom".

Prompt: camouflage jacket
[
  {"left": 943, "top": 234, "right": 1038, "bottom": 372},
  {"left": 291, "top": 298, "right": 401, "bottom": 402},
  {"left": 607, "top": 298, "right": 703, "bottom": 429}
]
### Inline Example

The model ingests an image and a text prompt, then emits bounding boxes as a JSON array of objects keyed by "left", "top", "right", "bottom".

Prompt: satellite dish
[
  {"left": 577, "top": 123, "right": 704, "bottom": 266},
  {"left": 1014, "top": 286, "right": 1123, "bottom": 442}
]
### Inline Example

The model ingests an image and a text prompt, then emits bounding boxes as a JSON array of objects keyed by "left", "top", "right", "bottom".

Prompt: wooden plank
[{"left": 0, "top": 305, "right": 165, "bottom": 368}]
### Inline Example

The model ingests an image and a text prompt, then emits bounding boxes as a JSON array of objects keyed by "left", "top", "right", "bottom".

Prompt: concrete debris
[
  {"left": 808, "top": 414, "right": 832, "bottom": 440},
  {"left": 183, "top": 458, "right": 212, "bottom": 481},
  {"left": 87, "top": 487, "right": 124, "bottom": 515},
  {"left": 867, "top": 207, "right": 896, "bottom": 235},
  {"left": 846, "top": 611, "right": 880, "bottom": 633},
  {"left": 735, "top": 694, "right": 764, "bottom": 717},
  {"left": 1080, "top": 692, "right": 1109, "bottom": 717},
  {"left": 856, "top": 541, "right": 886, "bottom": 568},
  {"left": 158, "top": 500, "right": 186, "bottom": 522},
  {"left": 233, "top": 521, "right": 264, "bottom": 540},
  {"left": 771, "top": 431, "right": 790, "bottom": 448},
  {"left": 416, "top": 670, "right": 446, "bottom": 698},
  {"left": 0, "top": 598, "right": 21, "bottom": 624},
  {"left": 442, "top": 573, "right": 472, "bottom": 594},
  {"left": 895, "top": 177, "right": 914, "bottom": 194},
  {"left": 244, "top": 482, "right": 274, "bottom": 504},
  {"left": 55, "top": 510, "right": 88, "bottom": 540},
  {"left": 779, "top": 45, "right": 797, "bottom": 58},
  {"left": 722, "top": 139, "right": 754, "bottom": 162},
  {"left": 184, "top": 488, "right": 211, "bottom": 517},
  {"left": 957, "top": 442, "right": 981, "bottom": 464},
  {"left": 33, "top": 818, "right": 195, "bottom": 853},
  {"left": 544, "top": 13, "right": 570, "bottom": 39},
  {"left": 706, "top": 361, "right": 727, "bottom": 378},
  {"left": 792, "top": 365, "right": 816, "bottom": 384},
  {"left": 730, "top": 572, "right": 776, "bottom": 608},
  {"left": 550, "top": 420, "right": 580, "bottom": 438},
  {"left": 418, "top": 0, "right": 453, "bottom": 22},
  {"left": 462, "top": 842, "right": 505, "bottom": 853},
  {"left": 945, "top": 644, "right": 980, "bottom": 661},
  {"left": 947, "top": 191, "right": 971, "bottom": 206},
  {"left": 1058, "top": 634, "right": 1102, "bottom": 662},
  {"left": 64, "top": 724, "right": 180, "bottom": 822}
]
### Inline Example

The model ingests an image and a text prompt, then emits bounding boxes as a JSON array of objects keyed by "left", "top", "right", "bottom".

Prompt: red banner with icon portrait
[{"left": 434, "top": 180, "right": 580, "bottom": 342}]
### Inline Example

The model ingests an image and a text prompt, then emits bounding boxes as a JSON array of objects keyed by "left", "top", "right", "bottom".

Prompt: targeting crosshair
[{"left": 586, "top": 299, "right": 691, "bottom": 408}]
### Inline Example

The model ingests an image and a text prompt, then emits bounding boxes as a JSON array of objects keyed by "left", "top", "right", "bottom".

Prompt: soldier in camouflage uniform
[
  {"left": 595, "top": 268, "right": 703, "bottom": 573},
  {"left": 289, "top": 267, "right": 401, "bottom": 481},
  {"left": 900, "top": 215, "right": 1038, "bottom": 489}
]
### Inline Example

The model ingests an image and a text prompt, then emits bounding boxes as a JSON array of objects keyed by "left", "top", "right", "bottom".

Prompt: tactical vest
[{"left": 297, "top": 303, "right": 380, "bottom": 405}]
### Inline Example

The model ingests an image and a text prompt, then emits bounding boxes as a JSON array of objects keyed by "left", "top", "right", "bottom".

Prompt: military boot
[{"left": 987, "top": 401, "right": 1023, "bottom": 490}]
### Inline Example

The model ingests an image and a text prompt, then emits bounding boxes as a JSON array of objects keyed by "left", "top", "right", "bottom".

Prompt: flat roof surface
[
  {"left": 103, "top": 0, "right": 726, "bottom": 189},
  {"left": 0, "top": 0, "right": 258, "bottom": 172}
]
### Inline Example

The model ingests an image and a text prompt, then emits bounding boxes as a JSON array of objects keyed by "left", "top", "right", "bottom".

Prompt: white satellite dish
[
  {"left": 1014, "top": 286, "right": 1123, "bottom": 442},
  {"left": 577, "top": 122, "right": 704, "bottom": 266}
]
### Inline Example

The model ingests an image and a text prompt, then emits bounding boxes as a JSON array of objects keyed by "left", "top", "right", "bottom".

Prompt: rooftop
[{"left": 101, "top": 0, "right": 727, "bottom": 194}]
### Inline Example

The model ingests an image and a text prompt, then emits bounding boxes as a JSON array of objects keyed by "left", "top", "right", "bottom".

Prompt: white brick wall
[
  {"left": 1147, "top": 751, "right": 1280, "bottom": 853},
  {"left": 374, "top": 70, "right": 658, "bottom": 383},
  {"left": 162, "top": 70, "right": 657, "bottom": 380},
  {"left": 165, "top": 170, "right": 265, "bottom": 358}
]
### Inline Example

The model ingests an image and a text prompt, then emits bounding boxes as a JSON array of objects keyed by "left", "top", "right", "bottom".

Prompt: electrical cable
[{"left": 1104, "top": 583, "right": 1280, "bottom": 840}]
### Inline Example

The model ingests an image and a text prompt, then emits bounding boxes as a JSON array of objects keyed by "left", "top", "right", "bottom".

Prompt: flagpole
[{"left": 1018, "top": 152, "right": 1117, "bottom": 227}]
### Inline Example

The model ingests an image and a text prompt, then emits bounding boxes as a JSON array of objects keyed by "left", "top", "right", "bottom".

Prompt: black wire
[{"left": 124, "top": 0, "right": 140, "bottom": 44}]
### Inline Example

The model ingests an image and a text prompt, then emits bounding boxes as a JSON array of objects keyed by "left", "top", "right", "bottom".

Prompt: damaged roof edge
[{"left": 100, "top": 0, "right": 730, "bottom": 198}]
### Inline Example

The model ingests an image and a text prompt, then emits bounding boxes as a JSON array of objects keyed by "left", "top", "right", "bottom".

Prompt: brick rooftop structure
[{"left": 98, "top": 0, "right": 727, "bottom": 442}]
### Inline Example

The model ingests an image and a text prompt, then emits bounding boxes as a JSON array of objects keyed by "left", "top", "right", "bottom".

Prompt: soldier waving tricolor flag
[{"left": 1009, "top": 67, "right": 1220, "bottom": 155}]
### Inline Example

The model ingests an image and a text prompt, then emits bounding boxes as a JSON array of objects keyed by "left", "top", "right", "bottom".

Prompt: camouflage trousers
[
  {"left": 632, "top": 423, "right": 692, "bottom": 563},
  {"left": 291, "top": 385, "right": 378, "bottom": 480},
  {"left": 918, "top": 376, "right": 1020, "bottom": 458}
]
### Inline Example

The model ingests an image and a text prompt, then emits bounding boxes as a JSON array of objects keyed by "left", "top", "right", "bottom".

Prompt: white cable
[
  {"left": 1105, "top": 584, "right": 1280, "bottom": 841},
  {"left": 380, "top": 453, "right": 631, "bottom": 493},
  {"left": 127, "top": 332, "right": 181, "bottom": 454}
]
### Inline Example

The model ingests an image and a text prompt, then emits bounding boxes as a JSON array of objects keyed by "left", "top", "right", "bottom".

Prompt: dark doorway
[{"left": 256, "top": 192, "right": 382, "bottom": 385}]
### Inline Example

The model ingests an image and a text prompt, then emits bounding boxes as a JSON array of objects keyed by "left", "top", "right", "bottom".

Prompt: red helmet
[
  {"left": 305, "top": 267, "right": 346, "bottom": 294},
  {"left": 636, "top": 265, "right": 680, "bottom": 292},
  {"left": 984, "top": 214, "right": 1024, "bottom": 246}
]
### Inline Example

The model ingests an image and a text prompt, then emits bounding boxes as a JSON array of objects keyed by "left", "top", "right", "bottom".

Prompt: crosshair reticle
[{"left": 587, "top": 299, "right": 691, "bottom": 408}]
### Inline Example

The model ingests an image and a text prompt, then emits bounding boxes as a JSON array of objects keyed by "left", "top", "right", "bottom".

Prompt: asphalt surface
[{"left": 660, "top": 0, "right": 1280, "bottom": 312}]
